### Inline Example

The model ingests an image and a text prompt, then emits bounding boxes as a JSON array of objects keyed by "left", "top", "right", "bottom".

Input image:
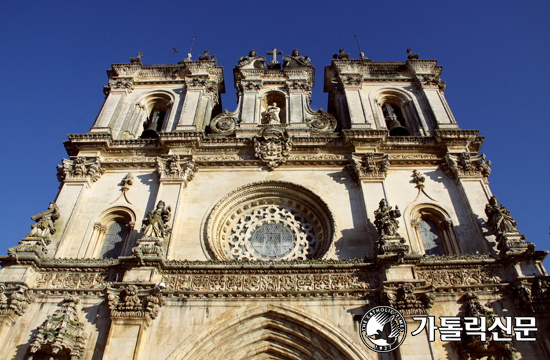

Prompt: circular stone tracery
[{"left": 204, "top": 181, "right": 336, "bottom": 261}]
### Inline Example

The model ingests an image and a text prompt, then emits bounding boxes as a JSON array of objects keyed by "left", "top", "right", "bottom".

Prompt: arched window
[
  {"left": 373, "top": 88, "right": 429, "bottom": 136},
  {"left": 417, "top": 219, "right": 445, "bottom": 255},
  {"left": 100, "top": 221, "right": 128, "bottom": 258},
  {"left": 88, "top": 209, "right": 135, "bottom": 259},
  {"left": 141, "top": 98, "right": 170, "bottom": 138},
  {"left": 410, "top": 206, "right": 461, "bottom": 256},
  {"left": 382, "top": 103, "right": 410, "bottom": 136}
]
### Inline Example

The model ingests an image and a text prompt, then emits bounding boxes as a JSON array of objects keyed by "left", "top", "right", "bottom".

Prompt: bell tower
[
  {"left": 211, "top": 48, "right": 336, "bottom": 137},
  {"left": 325, "top": 48, "right": 457, "bottom": 135}
]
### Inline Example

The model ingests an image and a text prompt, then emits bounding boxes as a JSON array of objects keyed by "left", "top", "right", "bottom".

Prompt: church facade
[{"left": 0, "top": 48, "right": 548, "bottom": 359}]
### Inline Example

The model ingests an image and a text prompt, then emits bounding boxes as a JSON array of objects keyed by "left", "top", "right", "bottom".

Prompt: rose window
[
  {"left": 251, "top": 223, "right": 294, "bottom": 257},
  {"left": 204, "top": 181, "right": 335, "bottom": 261}
]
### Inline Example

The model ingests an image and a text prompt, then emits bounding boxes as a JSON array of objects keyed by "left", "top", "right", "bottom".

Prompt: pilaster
[{"left": 103, "top": 284, "right": 164, "bottom": 360}]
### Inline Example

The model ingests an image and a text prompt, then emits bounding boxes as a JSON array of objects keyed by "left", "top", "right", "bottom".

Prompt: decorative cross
[{"left": 267, "top": 48, "right": 282, "bottom": 63}]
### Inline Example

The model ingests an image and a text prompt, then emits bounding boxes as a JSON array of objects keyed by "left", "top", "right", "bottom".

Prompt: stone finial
[
  {"left": 120, "top": 173, "right": 134, "bottom": 192},
  {"left": 411, "top": 170, "right": 425, "bottom": 189},
  {"left": 28, "top": 296, "right": 86, "bottom": 359},
  {"left": 199, "top": 50, "right": 211, "bottom": 61},
  {"left": 333, "top": 48, "right": 350, "bottom": 60},
  {"left": 267, "top": 48, "right": 283, "bottom": 69},
  {"left": 407, "top": 48, "right": 419, "bottom": 60},
  {"left": 130, "top": 51, "right": 143, "bottom": 64}
]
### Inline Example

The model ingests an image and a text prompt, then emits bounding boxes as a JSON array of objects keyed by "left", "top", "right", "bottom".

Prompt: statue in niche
[
  {"left": 26, "top": 202, "right": 60, "bottom": 239},
  {"left": 264, "top": 103, "right": 281, "bottom": 125},
  {"left": 374, "top": 199, "right": 401, "bottom": 238},
  {"left": 142, "top": 201, "right": 172, "bottom": 238},
  {"left": 485, "top": 196, "right": 518, "bottom": 235}
]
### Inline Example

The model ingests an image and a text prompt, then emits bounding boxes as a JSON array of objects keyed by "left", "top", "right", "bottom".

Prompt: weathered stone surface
[{"left": 0, "top": 49, "right": 548, "bottom": 360}]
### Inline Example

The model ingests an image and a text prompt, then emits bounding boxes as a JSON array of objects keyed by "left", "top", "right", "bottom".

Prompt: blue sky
[{"left": 0, "top": 1, "right": 549, "bottom": 264}]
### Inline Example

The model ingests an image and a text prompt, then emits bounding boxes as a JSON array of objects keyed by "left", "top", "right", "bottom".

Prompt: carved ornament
[
  {"left": 254, "top": 127, "right": 292, "bottom": 170},
  {"left": 107, "top": 284, "right": 164, "bottom": 325},
  {"left": 0, "top": 284, "right": 34, "bottom": 318},
  {"left": 307, "top": 109, "right": 337, "bottom": 133},
  {"left": 342, "top": 75, "right": 363, "bottom": 87},
  {"left": 512, "top": 278, "right": 550, "bottom": 315},
  {"left": 210, "top": 109, "right": 241, "bottom": 134},
  {"left": 347, "top": 153, "right": 390, "bottom": 182},
  {"left": 107, "top": 78, "right": 134, "bottom": 93},
  {"left": 160, "top": 271, "right": 377, "bottom": 298},
  {"left": 374, "top": 199, "right": 409, "bottom": 256},
  {"left": 35, "top": 271, "right": 120, "bottom": 289},
  {"left": 57, "top": 157, "right": 105, "bottom": 183},
  {"left": 442, "top": 152, "right": 491, "bottom": 181},
  {"left": 454, "top": 292, "right": 516, "bottom": 360},
  {"left": 28, "top": 296, "right": 86, "bottom": 359},
  {"left": 285, "top": 80, "right": 312, "bottom": 92},
  {"left": 382, "top": 282, "right": 435, "bottom": 316},
  {"left": 156, "top": 155, "right": 198, "bottom": 182},
  {"left": 484, "top": 196, "right": 534, "bottom": 257},
  {"left": 416, "top": 268, "right": 506, "bottom": 287},
  {"left": 411, "top": 169, "right": 425, "bottom": 189},
  {"left": 238, "top": 81, "right": 262, "bottom": 92}
]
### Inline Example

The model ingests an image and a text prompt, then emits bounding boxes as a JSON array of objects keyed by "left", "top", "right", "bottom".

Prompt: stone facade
[{"left": 0, "top": 48, "right": 548, "bottom": 359}]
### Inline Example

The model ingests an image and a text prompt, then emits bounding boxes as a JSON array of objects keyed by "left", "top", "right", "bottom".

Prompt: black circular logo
[{"left": 359, "top": 306, "right": 407, "bottom": 352}]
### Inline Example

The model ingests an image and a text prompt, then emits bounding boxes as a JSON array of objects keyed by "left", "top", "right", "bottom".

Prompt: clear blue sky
[{"left": 1, "top": 1, "right": 549, "bottom": 264}]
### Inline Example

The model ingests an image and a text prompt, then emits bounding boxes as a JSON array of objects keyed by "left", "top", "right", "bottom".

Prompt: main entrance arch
[{"left": 165, "top": 304, "right": 372, "bottom": 360}]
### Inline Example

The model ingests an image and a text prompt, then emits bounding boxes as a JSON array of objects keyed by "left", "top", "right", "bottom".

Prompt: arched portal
[{"left": 165, "top": 304, "right": 372, "bottom": 360}]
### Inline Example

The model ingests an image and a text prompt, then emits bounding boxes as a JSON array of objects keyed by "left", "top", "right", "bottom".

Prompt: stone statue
[
  {"left": 27, "top": 202, "right": 60, "bottom": 238},
  {"left": 264, "top": 103, "right": 281, "bottom": 124},
  {"left": 485, "top": 196, "right": 518, "bottom": 235},
  {"left": 374, "top": 199, "right": 401, "bottom": 237},
  {"left": 141, "top": 201, "right": 172, "bottom": 238},
  {"left": 283, "top": 49, "right": 311, "bottom": 67},
  {"left": 238, "top": 50, "right": 259, "bottom": 65}
]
